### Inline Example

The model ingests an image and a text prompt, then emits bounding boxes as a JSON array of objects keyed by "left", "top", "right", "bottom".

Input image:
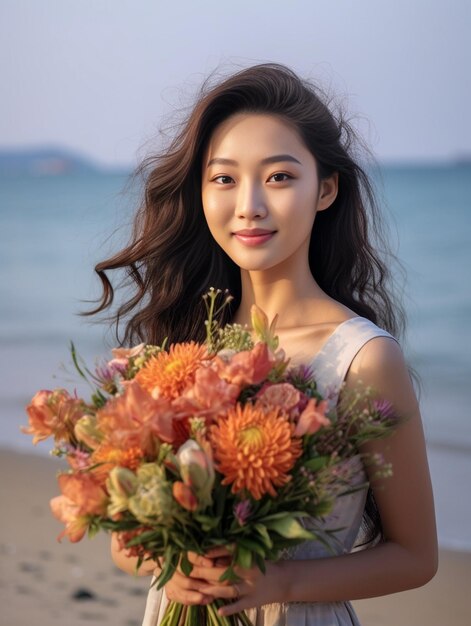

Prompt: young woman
[{"left": 96, "top": 63, "right": 437, "bottom": 625}]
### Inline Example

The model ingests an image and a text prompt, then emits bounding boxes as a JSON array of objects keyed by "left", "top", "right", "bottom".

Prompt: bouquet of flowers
[{"left": 22, "top": 289, "right": 396, "bottom": 626}]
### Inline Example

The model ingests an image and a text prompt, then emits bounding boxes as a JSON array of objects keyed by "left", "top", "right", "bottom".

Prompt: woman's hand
[
  {"left": 163, "top": 548, "right": 232, "bottom": 606},
  {"left": 198, "top": 558, "right": 289, "bottom": 616}
]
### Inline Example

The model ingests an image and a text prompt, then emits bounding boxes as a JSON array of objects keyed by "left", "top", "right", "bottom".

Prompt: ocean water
[{"left": 1, "top": 165, "right": 470, "bottom": 550}]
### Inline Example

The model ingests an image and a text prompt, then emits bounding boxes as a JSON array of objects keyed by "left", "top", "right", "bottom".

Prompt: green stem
[{"left": 160, "top": 600, "right": 253, "bottom": 626}]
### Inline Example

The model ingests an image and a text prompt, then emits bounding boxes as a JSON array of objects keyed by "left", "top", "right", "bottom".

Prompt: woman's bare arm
[{"left": 110, "top": 532, "right": 159, "bottom": 576}]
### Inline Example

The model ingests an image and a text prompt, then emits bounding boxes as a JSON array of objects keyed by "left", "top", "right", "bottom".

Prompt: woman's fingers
[
  {"left": 164, "top": 548, "right": 237, "bottom": 606},
  {"left": 165, "top": 585, "right": 214, "bottom": 605},
  {"left": 199, "top": 581, "right": 242, "bottom": 600},
  {"left": 203, "top": 546, "right": 232, "bottom": 559},
  {"left": 187, "top": 551, "right": 214, "bottom": 568},
  {"left": 165, "top": 569, "right": 215, "bottom": 606},
  {"left": 188, "top": 564, "right": 229, "bottom": 583},
  {"left": 185, "top": 547, "right": 233, "bottom": 572}
]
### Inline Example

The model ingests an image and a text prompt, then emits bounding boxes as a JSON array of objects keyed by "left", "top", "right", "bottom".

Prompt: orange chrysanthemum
[
  {"left": 211, "top": 403, "right": 302, "bottom": 500},
  {"left": 135, "top": 342, "right": 208, "bottom": 399}
]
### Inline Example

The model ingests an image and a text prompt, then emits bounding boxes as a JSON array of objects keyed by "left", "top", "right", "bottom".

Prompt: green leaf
[
  {"left": 265, "top": 516, "right": 315, "bottom": 540},
  {"left": 194, "top": 514, "right": 220, "bottom": 531},
  {"left": 91, "top": 389, "right": 108, "bottom": 408},
  {"left": 253, "top": 552, "right": 266, "bottom": 575},
  {"left": 237, "top": 537, "right": 266, "bottom": 557},
  {"left": 254, "top": 523, "right": 273, "bottom": 549},
  {"left": 218, "top": 564, "right": 237, "bottom": 583},
  {"left": 125, "top": 530, "right": 160, "bottom": 547},
  {"left": 258, "top": 511, "right": 291, "bottom": 522},
  {"left": 70, "top": 341, "right": 88, "bottom": 381},
  {"left": 236, "top": 544, "right": 252, "bottom": 569},
  {"left": 304, "top": 456, "right": 330, "bottom": 471},
  {"left": 309, "top": 500, "right": 334, "bottom": 516},
  {"left": 258, "top": 510, "right": 307, "bottom": 524},
  {"left": 86, "top": 524, "right": 99, "bottom": 539},
  {"left": 169, "top": 533, "right": 187, "bottom": 550},
  {"left": 180, "top": 552, "right": 193, "bottom": 577},
  {"left": 254, "top": 499, "right": 272, "bottom": 518},
  {"left": 156, "top": 548, "right": 179, "bottom": 589}
]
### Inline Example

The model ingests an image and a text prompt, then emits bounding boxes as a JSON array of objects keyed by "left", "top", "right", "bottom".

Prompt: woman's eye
[
  {"left": 268, "top": 173, "right": 292, "bottom": 183},
  {"left": 213, "top": 175, "right": 234, "bottom": 184}
]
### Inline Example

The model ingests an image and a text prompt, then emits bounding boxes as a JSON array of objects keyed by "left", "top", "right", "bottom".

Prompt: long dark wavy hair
[{"left": 86, "top": 62, "right": 405, "bottom": 349}]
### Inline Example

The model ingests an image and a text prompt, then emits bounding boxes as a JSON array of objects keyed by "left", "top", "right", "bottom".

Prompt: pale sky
[{"left": 1, "top": 0, "right": 470, "bottom": 167}]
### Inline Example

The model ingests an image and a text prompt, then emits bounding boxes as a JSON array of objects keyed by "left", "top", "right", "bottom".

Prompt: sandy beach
[{"left": 1, "top": 448, "right": 469, "bottom": 626}]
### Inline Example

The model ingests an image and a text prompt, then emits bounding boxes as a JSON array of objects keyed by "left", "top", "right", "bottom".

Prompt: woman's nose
[{"left": 235, "top": 182, "right": 268, "bottom": 219}]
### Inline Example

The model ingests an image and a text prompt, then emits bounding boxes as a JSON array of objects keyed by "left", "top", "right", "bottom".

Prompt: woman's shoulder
[{"left": 344, "top": 325, "right": 418, "bottom": 416}]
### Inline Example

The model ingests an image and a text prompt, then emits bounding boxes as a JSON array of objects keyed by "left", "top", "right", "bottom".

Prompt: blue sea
[{"left": 1, "top": 165, "right": 470, "bottom": 551}]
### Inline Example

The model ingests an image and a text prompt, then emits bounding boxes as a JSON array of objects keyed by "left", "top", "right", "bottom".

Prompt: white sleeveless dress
[{"left": 141, "top": 317, "right": 397, "bottom": 626}]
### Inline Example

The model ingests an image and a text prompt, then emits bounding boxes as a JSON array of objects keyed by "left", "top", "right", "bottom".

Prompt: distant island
[
  {"left": 0, "top": 147, "right": 105, "bottom": 177},
  {"left": 1, "top": 146, "right": 469, "bottom": 178}
]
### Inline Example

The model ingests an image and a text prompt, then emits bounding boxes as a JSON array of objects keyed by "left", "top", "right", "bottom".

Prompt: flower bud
[
  {"left": 295, "top": 399, "right": 330, "bottom": 437},
  {"left": 74, "top": 415, "right": 104, "bottom": 450},
  {"left": 107, "top": 467, "right": 138, "bottom": 517},
  {"left": 173, "top": 481, "right": 198, "bottom": 512},
  {"left": 251, "top": 304, "right": 269, "bottom": 339},
  {"left": 176, "top": 440, "right": 214, "bottom": 507},
  {"left": 250, "top": 305, "right": 279, "bottom": 350}
]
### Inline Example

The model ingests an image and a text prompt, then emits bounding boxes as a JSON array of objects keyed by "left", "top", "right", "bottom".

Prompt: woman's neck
[{"left": 234, "top": 266, "right": 331, "bottom": 328}]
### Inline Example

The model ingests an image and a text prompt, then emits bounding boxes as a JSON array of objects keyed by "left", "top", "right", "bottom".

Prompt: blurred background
[{"left": 1, "top": 1, "right": 470, "bottom": 624}]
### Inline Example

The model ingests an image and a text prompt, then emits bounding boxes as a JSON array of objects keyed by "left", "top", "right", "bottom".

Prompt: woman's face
[{"left": 201, "top": 113, "right": 337, "bottom": 274}]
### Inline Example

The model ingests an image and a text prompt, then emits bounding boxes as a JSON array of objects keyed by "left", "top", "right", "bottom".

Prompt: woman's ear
[{"left": 317, "top": 172, "right": 339, "bottom": 211}]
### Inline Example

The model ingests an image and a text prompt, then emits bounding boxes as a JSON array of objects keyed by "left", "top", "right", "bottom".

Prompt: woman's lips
[{"left": 233, "top": 230, "right": 276, "bottom": 246}]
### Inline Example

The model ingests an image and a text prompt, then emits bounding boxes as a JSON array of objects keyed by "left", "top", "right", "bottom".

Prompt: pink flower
[
  {"left": 50, "top": 495, "right": 88, "bottom": 543},
  {"left": 214, "top": 342, "right": 274, "bottom": 387},
  {"left": 95, "top": 358, "right": 128, "bottom": 384},
  {"left": 193, "top": 367, "right": 240, "bottom": 408},
  {"left": 59, "top": 472, "right": 108, "bottom": 515},
  {"left": 65, "top": 447, "right": 92, "bottom": 471},
  {"left": 256, "top": 383, "right": 301, "bottom": 413},
  {"left": 294, "top": 398, "right": 330, "bottom": 437},
  {"left": 22, "top": 389, "right": 84, "bottom": 445},
  {"left": 96, "top": 381, "right": 175, "bottom": 455},
  {"left": 172, "top": 367, "right": 239, "bottom": 419}
]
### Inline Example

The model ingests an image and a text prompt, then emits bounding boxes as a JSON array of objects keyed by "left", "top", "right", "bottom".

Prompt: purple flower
[
  {"left": 95, "top": 358, "right": 128, "bottom": 384},
  {"left": 287, "top": 364, "right": 314, "bottom": 385},
  {"left": 234, "top": 500, "right": 252, "bottom": 526},
  {"left": 373, "top": 399, "right": 395, "bottom": 420}
]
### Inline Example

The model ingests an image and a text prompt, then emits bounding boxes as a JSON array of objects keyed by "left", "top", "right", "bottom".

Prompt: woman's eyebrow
[{"left": 206, "top": 154, "right": 302, "bottom": 168}]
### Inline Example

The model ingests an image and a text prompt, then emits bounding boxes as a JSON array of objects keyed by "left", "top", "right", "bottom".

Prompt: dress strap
[{"left": 311, "top": 317, "right": 398, "bottom": 410}]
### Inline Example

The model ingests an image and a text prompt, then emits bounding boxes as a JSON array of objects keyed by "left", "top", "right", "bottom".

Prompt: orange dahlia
[
  {"left": 135, "top": 342, "right": 208, "bottom": 399},
  {"left": 210, "top": 403, "right": 302, "bottom": 500}
]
